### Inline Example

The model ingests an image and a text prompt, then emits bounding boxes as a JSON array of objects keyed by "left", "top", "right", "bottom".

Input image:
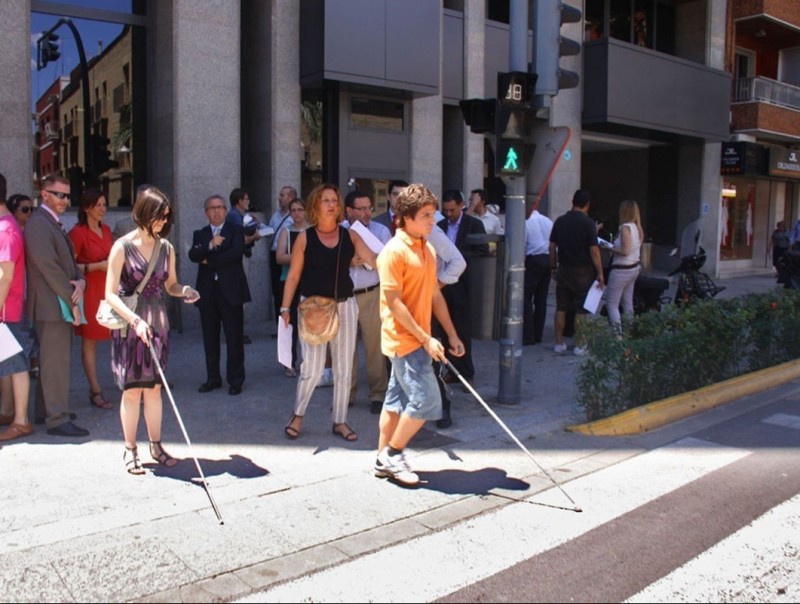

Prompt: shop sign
[
  {"left": 721, "top": 142, "right": 766, "bottom": 175},
  {"left": 769, "top": 147, "right": 800, "bottom": 179}
]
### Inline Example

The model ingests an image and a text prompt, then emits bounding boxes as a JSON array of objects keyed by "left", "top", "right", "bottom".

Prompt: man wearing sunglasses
[{"left": 24, "top": 175, "right": 89, "bottom": 437}]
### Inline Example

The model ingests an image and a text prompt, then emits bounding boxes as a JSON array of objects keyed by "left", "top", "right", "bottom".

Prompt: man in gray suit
[
  {"left": 373, "top": 179, "right": 408, "bottom": 235},
  {"left": 25, "top": 175, "right": 89, "bottom": 437}
]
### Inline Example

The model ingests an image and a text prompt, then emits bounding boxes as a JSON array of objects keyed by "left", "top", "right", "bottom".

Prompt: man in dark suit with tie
[
  {"left": 189, "top": 195, "right": 251, "bottom": 396},
  {"left": 25, "top": 175, "right": 89, "bottom": 437},
  {"left": 374, "top": 179, "right": 408, "bottom": 236},
  {"left": 437, "top": 189, "right": 488, "bottom": 384}
]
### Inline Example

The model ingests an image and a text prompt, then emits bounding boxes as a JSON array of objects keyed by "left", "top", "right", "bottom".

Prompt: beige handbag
[{"left": 297, "top": 231, "right": 342, "bottom": 345}]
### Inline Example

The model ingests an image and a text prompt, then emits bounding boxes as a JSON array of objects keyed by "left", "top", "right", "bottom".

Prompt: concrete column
[
  {"left": 462, "top": 0, "right": 485, "bottom": 196},
  {"left": 151, "top": 2, "right": 241, "bottom": 328},
  {"left": 707, "top": 0, "right": 727, "bottom": 70},
  {"left": 545, "top": 0, "right": 582, "bottom": 218},
  {"left": 270, "top": 0, "right": 301, "bottom": 208},
  {"left": 677, "top": 142, "right": 722, "bottom": 277},
  {"left": 410, "top": 11, "right": 443, "bottom": 194},
  {"left": 0, "top": 0, "right": 32, "bottom": 193}
]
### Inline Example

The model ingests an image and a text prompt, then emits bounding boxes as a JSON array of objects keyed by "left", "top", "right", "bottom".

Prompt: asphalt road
[{"left": 243, "top": 381, "right": 800, "bottom": 603}]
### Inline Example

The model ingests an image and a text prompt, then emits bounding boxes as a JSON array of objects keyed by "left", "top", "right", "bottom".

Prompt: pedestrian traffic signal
[
  {"left": 37, "top": 31, "right": 61, "bottom": 70},
  {"left": 495, "top": 140, "right": 533, "bottom": 176},
  {"left": 459, "top": 98, "right": 496, "bottom": 134},
  {"left": 532, "top": 2, "right": 581, "bottom": 97},
  {"left": 89, "top": 134, "right": 119, "bottom": 176}
]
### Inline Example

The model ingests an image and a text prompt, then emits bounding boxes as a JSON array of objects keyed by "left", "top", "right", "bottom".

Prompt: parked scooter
[
  {"left": 668, "top": 218, "right": 725, "bottom": 304},
  {"left": 776, "top": 249, "right": 800, "bottom": 290}
]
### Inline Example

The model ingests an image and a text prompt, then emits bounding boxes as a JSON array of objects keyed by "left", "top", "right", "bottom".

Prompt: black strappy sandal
[
  {"left": 124, "top": 446, "right": 145, "bottom": 475},
  {"left": 285, "top": 414, "right": 303, "bottom": 440},
  {"left": 149, "top": 441, "right": 178, "bottom": 467}
]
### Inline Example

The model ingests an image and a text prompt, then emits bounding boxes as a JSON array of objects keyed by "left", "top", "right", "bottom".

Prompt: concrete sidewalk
[{"left": 0, "top": 271, "right": 784, "bottom": 602}]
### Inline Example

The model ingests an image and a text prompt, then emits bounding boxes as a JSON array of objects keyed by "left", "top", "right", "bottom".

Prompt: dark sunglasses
[
  {"left": 18, "top": 206, "right": 33, "bottom": 214},
  {"left": 46, "top": 190, "right": 70, "bottom": 200}
]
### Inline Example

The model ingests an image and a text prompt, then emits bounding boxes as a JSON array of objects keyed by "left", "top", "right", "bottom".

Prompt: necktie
[{"left": 390, "top": 214, "right": 398, "bottom": 236}]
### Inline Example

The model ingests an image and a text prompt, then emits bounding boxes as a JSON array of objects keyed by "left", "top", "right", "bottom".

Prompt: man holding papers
[
  {"left": 344, "top": 190, "right": 391, "bottom": 414},
  {"left": 549, "top": 189, "right": 605, "bottom": 356}
]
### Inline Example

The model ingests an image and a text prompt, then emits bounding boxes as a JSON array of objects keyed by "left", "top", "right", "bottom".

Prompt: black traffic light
[
  {"left": 36, "top": 31, "right": 61, "bottom": 71},
  {"left": 532, "top": 2, "right": 581, "bottom": 97},
  {"left": 459, "top": 98, "right": 496, "bottom": 134},
  {"left": 90, "top": 134, "right": 119, "bottom": 176}
]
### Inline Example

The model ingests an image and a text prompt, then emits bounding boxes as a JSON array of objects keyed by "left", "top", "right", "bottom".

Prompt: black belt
[
  {"left": 611, "top": 262, "right": 641, "bottom": 270},
  {"left": 353, "top": 284, "right": 379, "bottom": 295}
]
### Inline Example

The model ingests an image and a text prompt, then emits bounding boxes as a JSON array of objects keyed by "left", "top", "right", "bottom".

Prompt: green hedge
[{"left": 576, "top": 290, "right": 800, "bottom": 421}]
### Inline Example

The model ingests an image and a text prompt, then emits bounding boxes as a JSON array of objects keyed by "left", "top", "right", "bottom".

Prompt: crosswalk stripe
[
  {"left": 238, "top": 437, "right": 749, "bottom": 603},
  {"left": 762, "top": 413, "right": 800, "bottom": 431},
  {"left": 626, "top": 492, "right": 800, "bottom": 603}
]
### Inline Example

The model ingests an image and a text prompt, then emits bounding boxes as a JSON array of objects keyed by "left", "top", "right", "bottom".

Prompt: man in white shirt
[
  {"left": 268, "top": 186, "right": 296, "bottom": 325},
  {"left": 523, "top": 198, "right": 553, "bottom": 345},
  {"left": 468, "top": 189, "right": 503, "bottom": 235},
  {"left": 344, "top": 190, "right": 392, "bottom": 414}
]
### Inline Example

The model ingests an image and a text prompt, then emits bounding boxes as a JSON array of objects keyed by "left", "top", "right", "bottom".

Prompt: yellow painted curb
[{"left": 566, "top": 358, "right": 800, "bottom": 436}]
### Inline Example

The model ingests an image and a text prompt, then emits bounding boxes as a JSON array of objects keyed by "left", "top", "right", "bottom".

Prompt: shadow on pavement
[
  {"left": 146, "top": 453, "right": 270, "bottom": 483},
  {"left": 415, "top": 467, "right": 530, "bottom": 495}
]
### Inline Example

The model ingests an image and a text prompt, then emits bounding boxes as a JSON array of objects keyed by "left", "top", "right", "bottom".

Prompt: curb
[{"left": 565, "top": 358, "right": 800, "bottom": 436}]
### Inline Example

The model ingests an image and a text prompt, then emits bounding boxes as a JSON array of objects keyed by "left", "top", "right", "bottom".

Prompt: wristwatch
[{"left": 280, "top": 307, "right": 290, "bottom": 313}]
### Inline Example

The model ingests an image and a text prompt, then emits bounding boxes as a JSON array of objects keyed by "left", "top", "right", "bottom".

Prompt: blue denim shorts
[{"left": 384, "top": 346, "right": 442, "bottom": 421}]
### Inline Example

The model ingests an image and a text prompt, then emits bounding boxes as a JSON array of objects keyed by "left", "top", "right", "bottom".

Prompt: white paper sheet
[
  {"left": 277, "top": 318, "right": 293, "bottom": 369},
  {"left": 349, "top": 221, "right": 385, "bottom": 256},
  {"left": 583, "top": 280, "right": 605, "bottom": 314},
  {"left": 597, "top": 237, "right": 614, "bottom": 249},
  {"left": 0, "top": 323, "right": 23, "bottom": 363}
]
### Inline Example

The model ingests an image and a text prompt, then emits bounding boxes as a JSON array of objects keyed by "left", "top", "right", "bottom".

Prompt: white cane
[
  {"left": 147, "top": 339, "right": 224, "bottom": 524},
  {"left": 442, "top": 358, "right": 582, "bottom": 513}
]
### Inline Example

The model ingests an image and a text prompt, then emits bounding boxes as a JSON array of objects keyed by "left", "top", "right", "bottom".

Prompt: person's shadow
[
  {"left": 415, "top": 467, "right": 529, "bottom": 495},
  {"left": 147, "top": 453, "right": 269, "bottom": 484}
]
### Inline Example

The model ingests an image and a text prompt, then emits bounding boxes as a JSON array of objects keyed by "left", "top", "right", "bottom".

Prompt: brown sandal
[
  {"left": 332, "top": 423, "right": 358, "bottom": 442},
  {"left": 89, "top": 391, "right": 113, "bottom": 410},
  {"left": 149, "top": 441, "right": 178, "bottom": 467},
  {"left": 284, "top": 414, "right": 303, "bottom": 439}
]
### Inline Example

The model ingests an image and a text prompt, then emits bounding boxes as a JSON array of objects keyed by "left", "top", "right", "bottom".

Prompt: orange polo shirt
[{"left": 377, "top": 228, "right": 437, "bottom": 358}]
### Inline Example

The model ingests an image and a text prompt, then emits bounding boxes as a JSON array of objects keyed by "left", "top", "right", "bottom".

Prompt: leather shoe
[
  {"left": 0, "top": 413, "right": 13, "bottom": 426},
  {"left": 228, "top": 385, "right": 242, "bottom": 396},
  {"left": 370, "top": 400, "right": 383, "bottom": 415},
  {"left": 35, "top": 412, "right": 76, "bottom": 425},
  {"left": 46, "top": 421, "right": 89, "bottom": 437},
  {"left": 198, "top": 381, "right": 222, "bottom": 393}
]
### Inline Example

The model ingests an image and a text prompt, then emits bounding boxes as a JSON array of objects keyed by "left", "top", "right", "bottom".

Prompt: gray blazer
[{"left": 25, "top": 208, "right": 83, "bottom": 322}]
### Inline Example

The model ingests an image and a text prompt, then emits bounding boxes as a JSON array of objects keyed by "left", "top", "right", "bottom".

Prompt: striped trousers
[{"left": 293, "top": 296, "right": 358, "bottom": 424}]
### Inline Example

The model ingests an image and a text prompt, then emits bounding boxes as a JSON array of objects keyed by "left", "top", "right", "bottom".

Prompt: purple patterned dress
[{"left": 111, "top": 240, "right": 172, "bottom": 390}]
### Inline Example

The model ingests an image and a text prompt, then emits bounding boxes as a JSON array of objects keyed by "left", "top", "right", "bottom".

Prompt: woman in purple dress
[{"left": 105, "top": 187, "right": 200, "bottom": 474}]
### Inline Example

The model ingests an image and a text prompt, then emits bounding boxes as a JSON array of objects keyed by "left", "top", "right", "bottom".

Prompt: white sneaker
[
  {"left": 573, "top": 345, "right": 589, "bottom": 356},
  {"left": 554, "top": 343, "right": 568, "bottom": 354},
  {"left": 374, "top": 447, "right": 420, "bottom": 486}
]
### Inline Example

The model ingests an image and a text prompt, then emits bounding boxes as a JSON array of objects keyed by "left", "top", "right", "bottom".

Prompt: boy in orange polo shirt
[{"left": 374, "top": 184, "right": 464, "bottom": 486}]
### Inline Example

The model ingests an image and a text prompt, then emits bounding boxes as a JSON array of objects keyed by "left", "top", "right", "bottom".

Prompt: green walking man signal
[{"left": 503, "top": 146, "right": 519, "bottom": 171}]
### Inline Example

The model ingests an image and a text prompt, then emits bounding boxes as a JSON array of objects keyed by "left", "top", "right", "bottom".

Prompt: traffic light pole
[
  {"left": 42, "top": 18, "right": 93, "bottom": 184},
  {"left": 497, "top": 0, "right": 529, "bottom": 405}
]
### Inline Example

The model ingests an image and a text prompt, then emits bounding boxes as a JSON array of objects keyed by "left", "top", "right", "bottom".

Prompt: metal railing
[{"left": 733, "top": 76, "right": 800, "bottom": 110}]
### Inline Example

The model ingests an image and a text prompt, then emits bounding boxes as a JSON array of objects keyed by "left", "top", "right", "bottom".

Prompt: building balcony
[
  {"left": 733, "top": 0, "right": 800, "bottom": 32},
  {"left": 63, "top": 121, "right": 74, "bottom": 140},
  {"left": 583, "top": 39, "right": 731, "bottom": 141},
  {"left": 731, "top": 77, "right": 800, "bottom": 143}
]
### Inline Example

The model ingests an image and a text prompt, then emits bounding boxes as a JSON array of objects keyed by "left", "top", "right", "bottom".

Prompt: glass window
[
  {"left": 633, "top": 1, "right": 652, "bottom": 48},
  {"left": 487, "top": 0, "right": 510, "bottom": 24},
  {"left": 655, "top": 1, "right": 675, "bottom": 55},
  {"left": 609, "top": 0, "right": 632, "bottom": 43},
  {"left": 585, "top": 0, "right": 605, "bottom": 41},
  {"left": 350, "top": 97, "right": 405, "bottom": 132},
  {"left": 31, "top": 5, "right": 145, "bottom": 206}
]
